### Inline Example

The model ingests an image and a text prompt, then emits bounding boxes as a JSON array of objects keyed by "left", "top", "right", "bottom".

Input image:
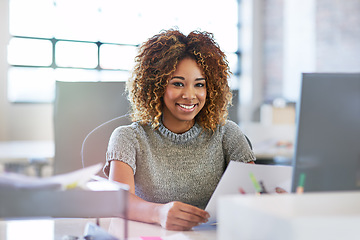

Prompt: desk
[
  {"left": 0, "top": 141, "right": 54, "bottom": 176},
  {"left": 0, "top": 218, "right": 216, "bottom": 240},
  {"left": 240, "top": 123, "right": 295, "bottom": 165},
  {"left": 218, "top": 191, "right": 360, "bottom": 240}
]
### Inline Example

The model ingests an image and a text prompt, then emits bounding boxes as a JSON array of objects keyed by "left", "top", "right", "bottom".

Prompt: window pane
[
  {"left": 227, "top": 52, "right": 239, "bottom": 75},
  {"left": 9, "top": 0, "right": 55, "bottom": 38},
  {"left": 55, "top": 41, "right": 98, "bottom": 68},
  {"left": 98, "top": 0, "right": 239, "bottom": 47},
  {"left": 7, "top": 0, "right": 240, "bottom": 103},
  {"left": 54, "top": 0, "right": 100, "bottom": 41},
  {"left": 100, "top": 45, "right": 137, "bottom": 70},
  {"left": 98, "top": 0, "right": 146, "bottom": 44},
  {"left": 54, "top": 69, "right": 130, "bottom": 82},
  {"left": 8, "top": 67, "right": 55, "bottom": 102},
  {"left": 8, "top": 38, "right": 52, "bottom": 66},
  {"left": 98, "top": 70, "right": 130, "bottom": 82},
  {"left": 54, "top": 68, "right": 100, "bottom": 82},
  {"left": 210, "top": 25, "right": 239, "bottom": 53},
  {"left": 229, "top": 75, "right": 240, "bottom": 89}
]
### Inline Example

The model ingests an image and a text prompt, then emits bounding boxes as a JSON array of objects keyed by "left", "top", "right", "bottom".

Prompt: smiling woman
[{"left": 104, "top": 29, "right": 256, "bottom": 231}]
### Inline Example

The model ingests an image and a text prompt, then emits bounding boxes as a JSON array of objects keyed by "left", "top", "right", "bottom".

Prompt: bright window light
[
  {"left": 8, "top": 0, "right": 240, "bottom": 103},
  {"left": 100, "top": 45, "right": 138, "bottom": 70},
  {"left": 56, "top": 41, "right": 98, "bottom": 68},
  {"left": 8, "top": 67, "right": 55, "bottom": 102},
  {"left": 7, "top": 38, "right": 52, "bottom": 66},
  {"left": 54, "top": 68, "right": 101, "bottom": 82},
  {"left": 9, "top": 0, "right": 54, "bottom": 38},
  {"left": 54, "top": 0, "right": 100, "bottom": 41}
]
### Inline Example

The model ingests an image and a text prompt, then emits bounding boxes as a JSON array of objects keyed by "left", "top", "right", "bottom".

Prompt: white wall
[
  {"left": 0, "top": 0, "right": 10, "bottom": 140},
  {"left": 240, "top": 0, "right": 265, "bottom": 123},
  {"left": 240, "top": 0, "right": 360, "bottom": 121},
  {"left": 283, "top": 0, "right": 316, "bottom": 101},
  {"left": 0, "top": 0, "right": 53, "bottom": 141}
]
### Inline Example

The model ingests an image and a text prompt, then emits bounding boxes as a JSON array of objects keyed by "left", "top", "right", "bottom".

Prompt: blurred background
[{"left": 0, "top": 0, "right": 359, "bottom": 175}]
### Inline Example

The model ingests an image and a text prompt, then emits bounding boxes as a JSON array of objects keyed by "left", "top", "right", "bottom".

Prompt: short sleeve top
[{"left": 104, "top": 120, "right": 256, "bottom": 209}]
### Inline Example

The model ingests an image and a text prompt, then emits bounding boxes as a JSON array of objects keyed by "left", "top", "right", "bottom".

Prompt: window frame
[{"left": 7, "top": 1, "right": 242, "bottom": 103}]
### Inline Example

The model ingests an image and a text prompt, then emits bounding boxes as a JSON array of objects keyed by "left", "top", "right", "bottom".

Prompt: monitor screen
[{"left": 292, "top": 73, "right": 360, "bottom": 192}]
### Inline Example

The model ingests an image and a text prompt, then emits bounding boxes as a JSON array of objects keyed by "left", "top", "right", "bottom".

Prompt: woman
[{"left": 104, "top": 29, "right": 256, "bottom": 231}]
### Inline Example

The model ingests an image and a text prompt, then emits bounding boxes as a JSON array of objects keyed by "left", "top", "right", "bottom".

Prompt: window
[{"left": 8, "top": 0, "right": 241, "bottom": 103}]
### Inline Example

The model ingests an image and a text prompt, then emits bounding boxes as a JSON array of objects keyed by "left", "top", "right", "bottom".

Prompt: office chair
[{"left": 53, "top": 81, "right": 131, "bottom": 178}]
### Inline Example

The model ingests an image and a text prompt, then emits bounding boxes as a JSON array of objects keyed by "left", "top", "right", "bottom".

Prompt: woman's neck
[{"left": 161, "top": 117, "right": 195, "bottom": 134}]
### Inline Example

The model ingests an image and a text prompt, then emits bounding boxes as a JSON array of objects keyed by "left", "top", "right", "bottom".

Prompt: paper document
[{"left": 205, "top": 161, "right": 293, "bottom": 223}]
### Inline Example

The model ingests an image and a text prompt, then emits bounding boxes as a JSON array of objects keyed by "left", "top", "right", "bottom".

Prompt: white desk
[
  {"left": 240, "top": 123, "right": 295, "bottom": 164},
  {"left": 0, "top": 218, "right": 216, "bottom": 240},
  {"left": 0, "top": 141, "right": 54, "bottom": 161},
  {"left": 0, "top": 141, "right": 54, "bottom": 176},
  {"left": 218, "top": 191, "right": 360, "bottom": 240}
]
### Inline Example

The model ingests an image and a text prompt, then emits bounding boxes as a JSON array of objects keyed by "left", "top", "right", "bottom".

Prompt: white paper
[
  {"left": 46, "top": 163, "right": 103, "bottom": 190},
  {"left": 205, "top": 161, "right": 293, "bottom": 223}
]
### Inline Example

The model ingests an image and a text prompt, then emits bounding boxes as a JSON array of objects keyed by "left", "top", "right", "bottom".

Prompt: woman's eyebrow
[
  {"left": 170, "top": 76, "right": 206, "bottom": 81},
  {"left": 171, "top": 76, "right": 185, "bottom": 80}
]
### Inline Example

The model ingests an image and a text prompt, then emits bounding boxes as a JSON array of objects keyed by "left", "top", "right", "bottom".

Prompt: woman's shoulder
[
  {"left": 111, "top": 121, "right": 142, "bottom": 136},
  {"left": 111, "top": 121, "right": 152, "bottom": 138},
  {"left": 215, "top": 120, "right": 246, "bottom": 139},
  {"left": 220, "top": 120, "right": 242, "bottom": 132}
]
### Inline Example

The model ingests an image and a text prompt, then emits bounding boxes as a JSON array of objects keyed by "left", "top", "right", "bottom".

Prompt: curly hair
[{"left": 126, "top": 29, "right": 233, "bottom": 131}]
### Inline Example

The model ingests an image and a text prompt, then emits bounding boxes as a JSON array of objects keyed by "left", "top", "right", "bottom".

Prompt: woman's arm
[{"left": 109, "top": 160, "right": 210, "bottom": 231}]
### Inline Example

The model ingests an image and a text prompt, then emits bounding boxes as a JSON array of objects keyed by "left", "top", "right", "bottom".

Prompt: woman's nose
[{"left": 182, "top": 86, "right": 196, "bottom": 99}]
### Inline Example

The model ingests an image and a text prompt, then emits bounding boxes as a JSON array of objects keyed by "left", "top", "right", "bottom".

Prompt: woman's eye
[
  {"left": 173, "top": 82, "right": 184, "bottom": 87},
  {"left": 195, "top": 83, "right": 205, "bottom": 87}
]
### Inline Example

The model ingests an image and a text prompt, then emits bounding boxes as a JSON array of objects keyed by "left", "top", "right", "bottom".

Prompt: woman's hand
[{"left": 156, "top": 201, "right": 210, "bottom": 231}]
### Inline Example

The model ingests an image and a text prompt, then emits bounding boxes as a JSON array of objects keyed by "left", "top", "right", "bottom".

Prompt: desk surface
[
  {"left": 240, "top": 123, "right": 295, "bottom": 160},
  {"left": 0, "top": 140, "right": 54, "bottom": 162},
  {"left": 0, "top": 217, "right": 216, "bottom": 240}
]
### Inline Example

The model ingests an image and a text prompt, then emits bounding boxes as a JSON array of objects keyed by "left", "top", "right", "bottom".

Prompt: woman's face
[{"left": 162, "top": 58, "right": 207, "bottom": 133}]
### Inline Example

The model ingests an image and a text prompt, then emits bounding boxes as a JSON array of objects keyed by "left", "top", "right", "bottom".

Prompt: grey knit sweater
[{"left": 104, "top": 120, "right": 256, "bottom": 209}]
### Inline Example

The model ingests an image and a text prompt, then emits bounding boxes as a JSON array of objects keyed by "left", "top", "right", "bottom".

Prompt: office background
[{"left": 0, "top": 0, "right": 359, "bottom": 143}]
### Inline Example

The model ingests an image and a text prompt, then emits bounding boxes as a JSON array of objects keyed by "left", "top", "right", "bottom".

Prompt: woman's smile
[{"left": 177, "top": 103, "right": 197, "bottom": 110}]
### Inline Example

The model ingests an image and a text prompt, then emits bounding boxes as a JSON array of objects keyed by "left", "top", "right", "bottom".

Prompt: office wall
[
  {"left": 263, "top": 0, "right": 360, "bottom": 102},
  {"left": 240, "top": 0, "right": 360, "bottom": 122},
  {"left": 0, "top": 0, "right": 10, "bottom": 140}
]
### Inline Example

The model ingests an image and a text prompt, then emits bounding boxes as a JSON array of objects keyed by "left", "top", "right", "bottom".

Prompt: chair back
[{"left": 54, "top": 81, "right": 132, "bottom": 177}]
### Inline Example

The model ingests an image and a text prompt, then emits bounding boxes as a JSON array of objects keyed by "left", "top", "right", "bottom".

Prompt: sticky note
[{"left": 140, "top": 237, "right": 163, "bottom": 240}]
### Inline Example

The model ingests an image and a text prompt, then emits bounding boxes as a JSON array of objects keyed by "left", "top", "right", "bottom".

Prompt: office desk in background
[
  {"left": 0, "top": 217, "right": 216, "bottom": 240},
  {"left": 0, "top": 141, "right": 54, "bottom": 176},
  {"left": 240, "top": 123, "right": 295, "bottom": 165}
]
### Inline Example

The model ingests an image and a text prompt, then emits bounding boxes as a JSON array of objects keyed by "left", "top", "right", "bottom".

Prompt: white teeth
[{"left": 179, "top": 104, "right": 195, "bottom": 109}]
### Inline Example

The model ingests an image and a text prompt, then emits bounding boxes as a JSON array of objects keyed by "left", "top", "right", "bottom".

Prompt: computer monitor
[{"left": 291, "top": 73, "right": 360, "bottom": 192}]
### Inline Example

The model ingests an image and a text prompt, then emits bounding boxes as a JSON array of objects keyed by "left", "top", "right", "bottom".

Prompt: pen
[
  {"left": 296, "top": 173, "right": 306, "bottom": 194},
  {"left": 259, "top": 180, "right": 268, "bottom": 194},
  {"left": 249, "top": 172, "right": 264, "bottom": 194}
]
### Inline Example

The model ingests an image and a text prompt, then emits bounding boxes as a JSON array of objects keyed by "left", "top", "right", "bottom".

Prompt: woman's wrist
[{"left": 151, "top": 203, "right": 163, "bottom": 226}]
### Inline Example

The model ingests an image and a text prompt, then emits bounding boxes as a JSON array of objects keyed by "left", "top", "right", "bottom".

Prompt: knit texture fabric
[{"left": 104, "top": 120, "right": 256, "bottom": 209}]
